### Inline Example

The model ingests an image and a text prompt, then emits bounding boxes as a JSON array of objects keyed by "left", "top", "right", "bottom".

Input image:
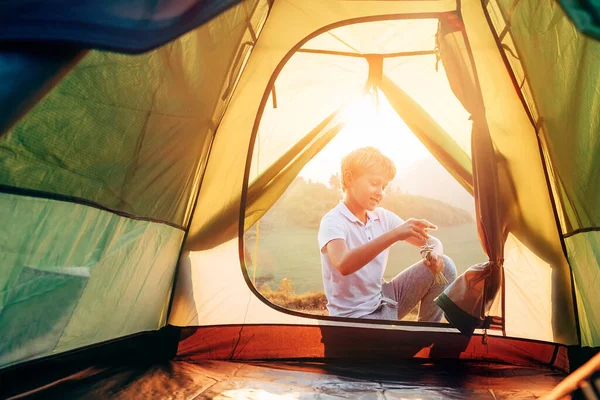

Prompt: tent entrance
[{"left": 240, "top": 17, "right": 496, "bottom": 326}]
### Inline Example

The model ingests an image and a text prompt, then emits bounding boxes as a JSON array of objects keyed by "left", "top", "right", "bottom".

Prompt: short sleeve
[
  {"left": 318, "top": 213, "right": 346, "bottom": 253},
  {"left": 377, "top": 207, "right": 404, "bottom": 232}
]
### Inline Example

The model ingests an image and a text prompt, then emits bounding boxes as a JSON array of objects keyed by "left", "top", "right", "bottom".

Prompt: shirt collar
[{"left": 337, "top": 201, "right": 380, "bottom": 225}]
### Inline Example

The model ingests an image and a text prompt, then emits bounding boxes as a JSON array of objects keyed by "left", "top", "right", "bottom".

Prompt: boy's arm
[
  {"left": 326, "top": 230, "right": 401, "bottom": 276},
  {"left": 383, "top": 209, "right": 445, "bottom": 273},
  {"left": 384, "top": 209, "right": 443, "bottom": 255},
  {"left": 326, "top": 218, "right": 434, "bottom": 276}
]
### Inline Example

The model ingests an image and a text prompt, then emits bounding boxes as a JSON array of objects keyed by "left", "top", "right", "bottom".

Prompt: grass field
[{"left": 245, "top": 222, "right": 486, "bottom": 294}]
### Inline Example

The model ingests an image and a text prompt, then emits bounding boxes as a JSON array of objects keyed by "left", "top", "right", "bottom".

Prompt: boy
[{"left": 318, "top": 147, "right": 457, "bottom": 322}]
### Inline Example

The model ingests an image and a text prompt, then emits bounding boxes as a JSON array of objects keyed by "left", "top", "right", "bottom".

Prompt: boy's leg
[
  {"left": 384, "top": 255, "right": 457, "bottom": 322},
  {"left": 358, "top": 304, "right": 398, "bottom": 321}
]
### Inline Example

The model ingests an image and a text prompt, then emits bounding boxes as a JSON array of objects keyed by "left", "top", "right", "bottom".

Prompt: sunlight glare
[
  {"left": 340, "top": 91, "right": 380, "bottom": 129},
  {"left": 300, "top": 89, "right": 430, "bottom": 183}
]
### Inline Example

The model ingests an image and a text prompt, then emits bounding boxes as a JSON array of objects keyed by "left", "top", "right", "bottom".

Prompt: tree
[
  {"left": 278, "top": 278, "right": 295, "bottom": 295},
  {"left": 329, "top": 173, "right": 341, "bottom": 190}
]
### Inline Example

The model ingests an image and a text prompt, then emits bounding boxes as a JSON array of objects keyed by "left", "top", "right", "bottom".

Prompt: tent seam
[
  {"left": 0, "top": 184, "right": 185, "bottom": 230},
  {"left": 563, "top": 227, "right": 600, "bottom": 238}
]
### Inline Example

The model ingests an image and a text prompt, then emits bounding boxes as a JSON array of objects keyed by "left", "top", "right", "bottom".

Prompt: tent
[{"left": 1, "top": 0, "right": 599, "bottom": 397}]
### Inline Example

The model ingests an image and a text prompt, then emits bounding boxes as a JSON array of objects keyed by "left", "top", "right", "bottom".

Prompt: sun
[
  {"left": 341, "top": 89, "right": 431, "bottom": 163},
  {"left": 300, "top": 89, "right": 431, "bottom": 183}
]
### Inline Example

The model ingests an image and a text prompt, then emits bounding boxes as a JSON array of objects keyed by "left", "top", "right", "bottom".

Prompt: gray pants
[{"left": 360, "top": 255, "right": 457, "bottom": 322}]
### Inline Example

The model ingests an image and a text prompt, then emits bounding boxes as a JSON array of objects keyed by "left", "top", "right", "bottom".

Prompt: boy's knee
[{"left": 441, "top": 255, "right": 457, "bottom": 282}]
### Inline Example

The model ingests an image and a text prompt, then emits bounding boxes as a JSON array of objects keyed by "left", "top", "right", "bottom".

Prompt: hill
[
  {"left": 392, "top": 156, "right": 475, "bottom": 215},
  {"left": 257, "top": 176, "right": 473, "bottom": 232}
]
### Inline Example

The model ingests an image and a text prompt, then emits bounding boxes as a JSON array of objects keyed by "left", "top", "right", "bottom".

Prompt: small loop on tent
[{"left": 501, "top": 43, "right": 520, "bottom": 60}]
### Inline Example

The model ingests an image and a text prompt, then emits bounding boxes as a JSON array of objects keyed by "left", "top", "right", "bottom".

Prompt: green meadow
[{"left": 246, "top": 223, "right": 486, "bottom": 294}]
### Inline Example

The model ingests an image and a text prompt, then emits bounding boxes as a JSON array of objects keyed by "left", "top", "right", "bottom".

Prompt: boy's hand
[
  {"left": 423, "top": 253, "right": 444, "bottom": 274},
  {"left": 394, "top": 218, "right": 437, "bottom": 243}
]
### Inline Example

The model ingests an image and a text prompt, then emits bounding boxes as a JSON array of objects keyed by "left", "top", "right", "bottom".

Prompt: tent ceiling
[{"left": 302, "top": 19, "right": 439, "bottom": 54}]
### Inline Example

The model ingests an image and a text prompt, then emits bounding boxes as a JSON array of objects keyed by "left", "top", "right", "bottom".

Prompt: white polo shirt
[{"left": 318, "top": 202, "right": 404, "bottom": 318}]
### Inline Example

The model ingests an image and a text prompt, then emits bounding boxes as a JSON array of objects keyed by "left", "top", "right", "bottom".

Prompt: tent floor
[{"left": 13, "top": 359, "right": 564, "bottom": 399}]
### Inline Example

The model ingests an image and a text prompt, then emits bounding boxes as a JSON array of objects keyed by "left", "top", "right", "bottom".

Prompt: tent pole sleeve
[
  {"left": 184, "top": 105, "right": 346, "bottom": 251},
  {"left": 378, "top": 74, "right": 473, "bottom": 193}
]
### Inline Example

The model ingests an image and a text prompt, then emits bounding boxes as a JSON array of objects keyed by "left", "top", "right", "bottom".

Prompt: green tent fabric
[
  {"left": 487, "top": 0, "right": 600, "bottom": 347},
  {"left": 0, "top": 193, "right": 183, "bottom": 367},
  {"left": 0, "top": 266, "right": 89, "bottom": 366},
  {"left": 0, "top": 48, "right": 214, "bottom": 227},
  {"left": 565, "top": 232, "right": 600, "bottom": 345}
]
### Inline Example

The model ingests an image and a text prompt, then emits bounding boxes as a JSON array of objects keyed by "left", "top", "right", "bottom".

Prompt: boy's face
[{"left": 345, "top": 167, "right": 390, "bottom": 211}]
